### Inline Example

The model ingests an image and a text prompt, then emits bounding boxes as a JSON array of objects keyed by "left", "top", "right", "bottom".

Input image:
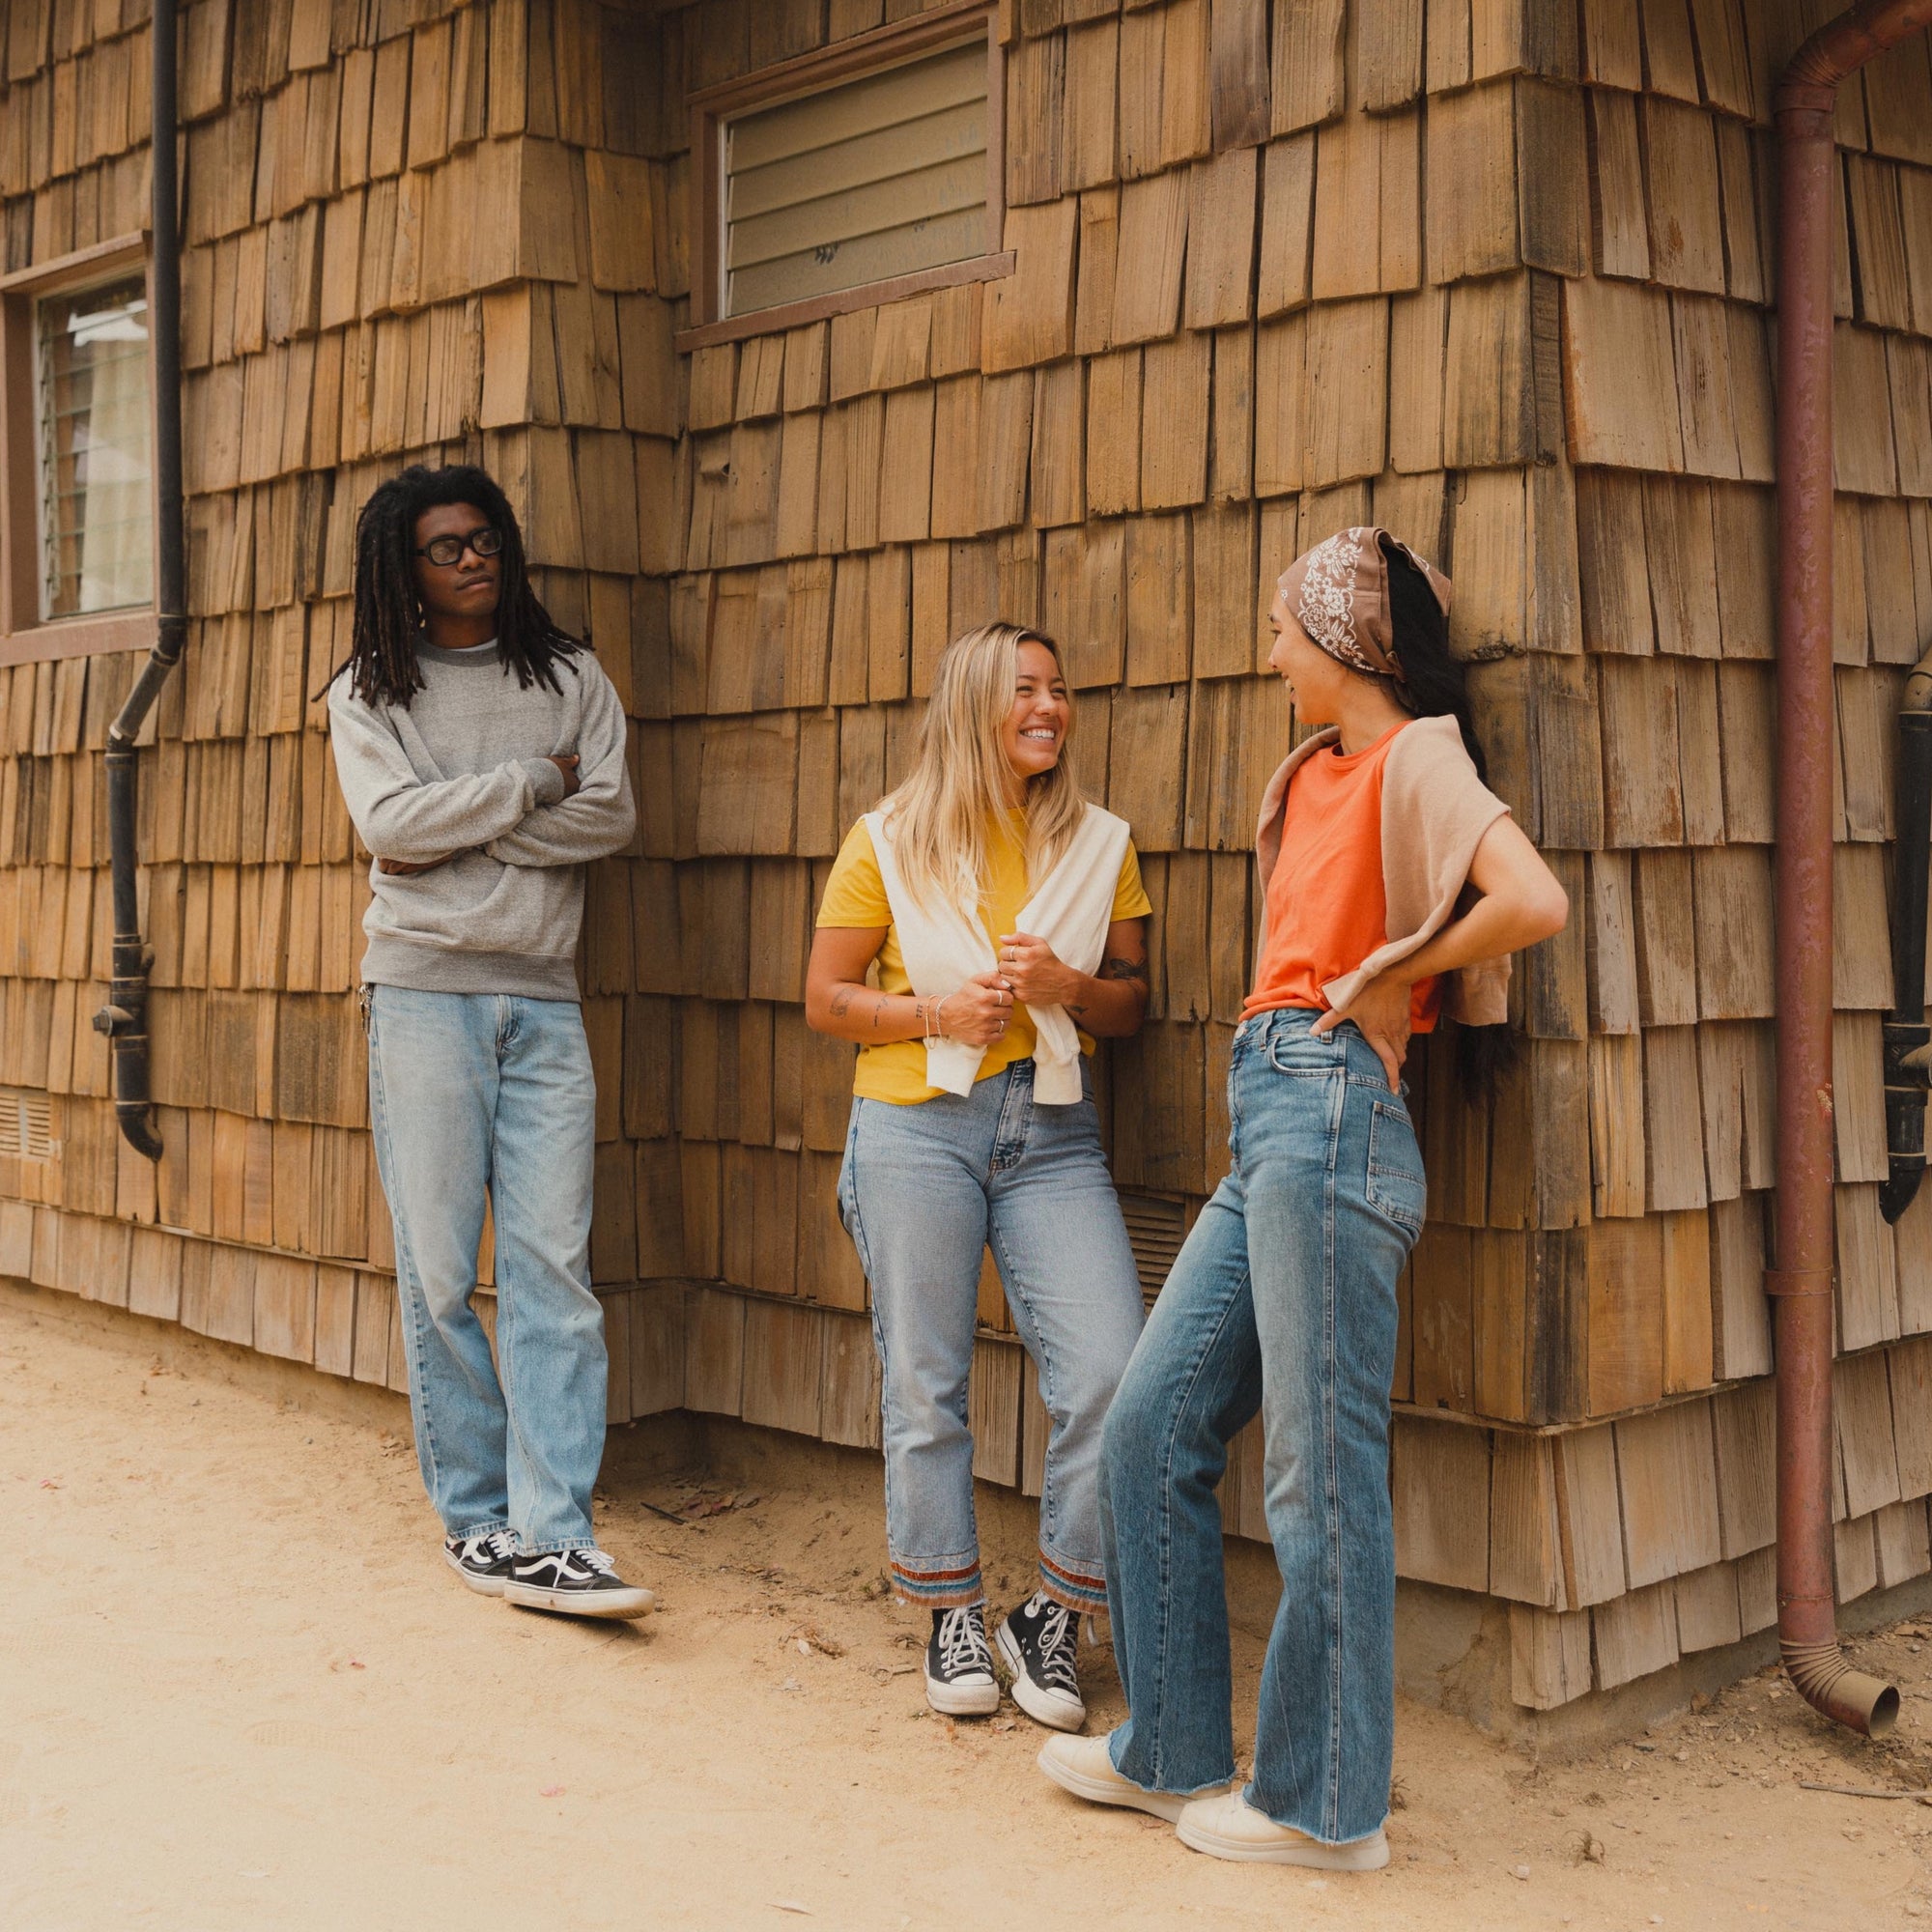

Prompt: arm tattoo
[
  {"left": 830, "top": 986, "right": 854, "bottom": 1018},
  {"left": 871, "top": 996, "right": 887, "bottom": 1031},
  {"left": 1099, "top": 954, "right": 1150, "bottom": 986}
]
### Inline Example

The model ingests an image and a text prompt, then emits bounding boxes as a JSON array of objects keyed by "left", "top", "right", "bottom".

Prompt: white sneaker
[
  {"left": 1037, "top": 1732, "right": 1189, "bottom": 1823},
  {"left": 1176, "top": 1789, "right": 1390, "bottom": 1868},
  {"left": 924, "top": 1605, "right": 1001, "bottom": 1716}
]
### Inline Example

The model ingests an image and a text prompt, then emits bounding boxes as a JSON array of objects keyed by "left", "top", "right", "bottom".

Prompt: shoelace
[
  {"left": 935, "top": 1607, "right": 992, "bottom": 1678},
  {"left": 1029, "top": 1599, "right": 1081, "bottom": 1695},
  {"left": 457, "top": 1530, "right": 515, "bottom": 1566},
  {"left": 570, "top": 1547, "right": 618, "bottom": 1577}
]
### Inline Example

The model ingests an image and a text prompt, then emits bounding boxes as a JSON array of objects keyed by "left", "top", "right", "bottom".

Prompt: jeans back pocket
[{"left": 1365, "top": 1097, "right": 1427, "bottom": 1239}]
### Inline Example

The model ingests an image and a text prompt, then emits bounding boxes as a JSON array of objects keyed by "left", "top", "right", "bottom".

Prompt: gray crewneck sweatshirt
[{"left": 327, "top": 638, "right": 636, "bottom": 1001}]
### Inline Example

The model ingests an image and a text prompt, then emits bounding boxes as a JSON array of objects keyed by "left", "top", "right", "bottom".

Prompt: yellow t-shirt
[{"left": 816, "top": 811, "right": 1152, "bottom": 1104}]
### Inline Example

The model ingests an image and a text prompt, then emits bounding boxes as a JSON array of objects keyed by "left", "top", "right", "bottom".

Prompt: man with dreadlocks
[{"left": 327, "top": 464, "right": 652, "bottom": 1619}]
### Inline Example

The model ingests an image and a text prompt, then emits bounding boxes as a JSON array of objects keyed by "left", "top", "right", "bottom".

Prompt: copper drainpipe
[{"left": 1770, "top": 0, "right": 1930, "bottom": 1736}]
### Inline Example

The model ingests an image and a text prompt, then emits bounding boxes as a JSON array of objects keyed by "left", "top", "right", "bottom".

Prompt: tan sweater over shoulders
[{"left": 1252, "top": 714, "right": 1514, "bottom": 1025}]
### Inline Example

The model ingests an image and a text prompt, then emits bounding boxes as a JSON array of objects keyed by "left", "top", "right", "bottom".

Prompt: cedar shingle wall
[{"left": 4, "top": 0, "right": 1932, "bottom": 1710}]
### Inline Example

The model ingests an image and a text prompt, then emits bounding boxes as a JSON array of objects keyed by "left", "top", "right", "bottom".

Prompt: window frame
[
  {"left": 0, "top": 233, "right": 157, "bottom": 668},
  {"left": 679, "top": 0, "right": 1009, "bottom": 349}
]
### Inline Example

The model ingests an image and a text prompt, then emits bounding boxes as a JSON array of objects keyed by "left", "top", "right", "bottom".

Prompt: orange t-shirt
[{"left": 1244, "top": 721, "right": 1442, "bottom": 1033}]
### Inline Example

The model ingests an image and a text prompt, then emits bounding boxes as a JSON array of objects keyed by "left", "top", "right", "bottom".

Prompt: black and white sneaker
[
  {"left": 925, "top": 1605, "right": 1000, "bottom": 1717},
  {"left": 996, "top": 1592, "right": 1086, "bottom": 1732},
  {"left": 502, "top": 1547, "right": 655, "bottom": 1620},
  {"left": 443, "top": 1528, "right": 518, "bottom": 1598}
]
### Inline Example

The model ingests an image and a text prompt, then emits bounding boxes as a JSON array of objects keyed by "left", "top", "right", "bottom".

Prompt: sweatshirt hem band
[{"left": 359, "top": 939, "right": 582, "bottom": 1002}]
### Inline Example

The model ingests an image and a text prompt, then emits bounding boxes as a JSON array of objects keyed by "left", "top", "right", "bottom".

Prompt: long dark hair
[
  {"left": 343, "top": 464, "right": 580, "bottom": 708},
  {"left": 1376, "top": 533, "right": 1512, "bottom": 1086},
  {"left": 1379, "top": 532, "right": 1486, "bottom": 781}
]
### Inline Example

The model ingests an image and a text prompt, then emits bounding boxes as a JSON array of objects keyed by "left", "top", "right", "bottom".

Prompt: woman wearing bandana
[{"left": 1037, "top": 530, "right": 1570, "bottom": 1866}]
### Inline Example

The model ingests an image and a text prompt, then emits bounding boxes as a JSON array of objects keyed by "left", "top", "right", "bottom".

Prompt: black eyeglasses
[{"left": 414, "top": 526, "right": 504, "bottom": 568}]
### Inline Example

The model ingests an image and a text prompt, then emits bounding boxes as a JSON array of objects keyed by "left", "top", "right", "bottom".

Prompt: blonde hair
[{"left": 879, "top": 623, "right": 1087, "bottom": 911}]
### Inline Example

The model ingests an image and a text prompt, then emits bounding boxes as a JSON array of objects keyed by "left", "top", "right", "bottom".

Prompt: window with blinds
[
  {"left": 36, "top": 274, "right": 153, "bottom": 621},
  {"left": 723, "top": 38, "right": 990, "bottom": 320}
]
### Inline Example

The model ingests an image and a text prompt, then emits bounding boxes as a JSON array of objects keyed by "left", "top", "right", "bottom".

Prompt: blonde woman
[{"left": 805, "top": 623, "right": 1151, "bottom": 1732}]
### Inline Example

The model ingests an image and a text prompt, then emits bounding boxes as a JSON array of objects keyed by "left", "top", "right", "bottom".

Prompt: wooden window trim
[
  {"left": 679, "top": 0, "right": 1008, "bottom": 347},
  {"left": 0, "top": 232, "right": 157, "bottom": 667}
]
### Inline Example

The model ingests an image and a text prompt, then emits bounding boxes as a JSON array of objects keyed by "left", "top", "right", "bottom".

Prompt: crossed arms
[{"left": 326, "top": 665, "right": 637, "bottom": 874}]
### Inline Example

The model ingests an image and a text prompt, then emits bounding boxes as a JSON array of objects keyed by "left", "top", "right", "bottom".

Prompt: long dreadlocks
[{"left": 343, "top": 464, "right": 581, "bottom": 708}]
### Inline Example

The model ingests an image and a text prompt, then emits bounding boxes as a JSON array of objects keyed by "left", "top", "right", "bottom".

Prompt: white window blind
[
  {"left": 36, "top": 273, "right": 153, "bottom": 621},
  {"left": 724, "top": 38, "right": 989, "bottom": 319}
]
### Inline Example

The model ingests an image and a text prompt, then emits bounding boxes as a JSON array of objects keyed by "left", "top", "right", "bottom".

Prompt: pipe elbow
[
  {"left": 114, "top": 1100, "right": 165, "bottom": 1163},
  {"left": 1905, "top": 645, "right": 1932, "bottom": 714},
  {"left": 1880, "top": 1163, "right": 1923, "bottom": 1224},
  {"left": 1776, "top": 0, "right": 1932, "bottom": 107},
  {"left": 1780, "top": 1636, "right": 1899, "bottom": 1737}
]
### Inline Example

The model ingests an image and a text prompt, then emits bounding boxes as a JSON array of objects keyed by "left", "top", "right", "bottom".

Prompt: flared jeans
[
  {"left": 1100, "top": 1008, "right": 1424, "bottom": 1844},
  {"left": 838, "top": 1059, "right": 1146, "bottom": 1611}
]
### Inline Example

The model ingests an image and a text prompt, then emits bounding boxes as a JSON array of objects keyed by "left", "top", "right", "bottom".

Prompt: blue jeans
[
  {"left": 1100, "top": 1009, "right": 1423, "bottom": 1844},
  {"left": 366, "top": 985, "right": 608, "bottom": 1555},
  {"left": 838, "top": 1059, "right": 1146, "bottom": 1611}
]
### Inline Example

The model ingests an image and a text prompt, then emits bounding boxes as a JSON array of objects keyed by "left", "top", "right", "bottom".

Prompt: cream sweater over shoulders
[
  {"left": 1252, "top": 714, "right": 1513, "bottom": 1025},
  {"left": 863, "top": 804, "right": 1132, "bottom": 1103}
]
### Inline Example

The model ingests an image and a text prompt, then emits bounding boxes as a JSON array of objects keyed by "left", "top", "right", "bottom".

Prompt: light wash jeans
[
  {"left": 837, "top": 1058, "right": 1146, "bottom": 1611},
  {"left": 366, "top": 984, "right": 608, "bottom": 1555},
  {"left": 1100, "top": 1009, "right": 1423, "bottom": 1844}
]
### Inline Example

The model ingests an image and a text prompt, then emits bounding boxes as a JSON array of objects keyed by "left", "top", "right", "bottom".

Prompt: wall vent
[
  {"left": 0, "top": 1089, "right": 56, "bottom": 1161},
  {"left": 1118, "top": 1191, "right": 1187, "bottom": 1301}
]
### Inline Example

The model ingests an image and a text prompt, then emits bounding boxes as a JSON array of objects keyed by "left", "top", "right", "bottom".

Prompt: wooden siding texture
[{"left": 2, "top": 0, "right": 1931, "bottom": 1710}]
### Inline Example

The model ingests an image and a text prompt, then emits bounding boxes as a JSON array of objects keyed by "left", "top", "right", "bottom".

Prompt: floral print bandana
[{"left": 1275, "top": 526, "right": 1453, "bottom": 683}]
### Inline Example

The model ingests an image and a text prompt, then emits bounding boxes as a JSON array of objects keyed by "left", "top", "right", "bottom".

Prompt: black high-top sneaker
[
  {"left": 502, "top": 1547, "right": 655, "bottom": 1620},
  {"left": 924, "top": 1605, "right": 1000, "bottom": 1717},
  {"left": 996, "top": 1592, "right": 1086, "bottom": 1732},
  {"left": 443, "top": 1529, "right": 518, "bottom": 1598}
]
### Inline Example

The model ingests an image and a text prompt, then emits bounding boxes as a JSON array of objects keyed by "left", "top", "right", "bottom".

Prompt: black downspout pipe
[
  {"left": 91, "top": 0, "right": 185, "bottom": 1161},
  {"left": 1881, "top": 647, "right": 1932, "bottom": 1225}
]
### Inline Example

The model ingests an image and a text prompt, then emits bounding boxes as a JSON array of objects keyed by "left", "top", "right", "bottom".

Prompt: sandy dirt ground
[{"left": 4, "top": 1290, "right": 1932, "bottom": 1932}]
